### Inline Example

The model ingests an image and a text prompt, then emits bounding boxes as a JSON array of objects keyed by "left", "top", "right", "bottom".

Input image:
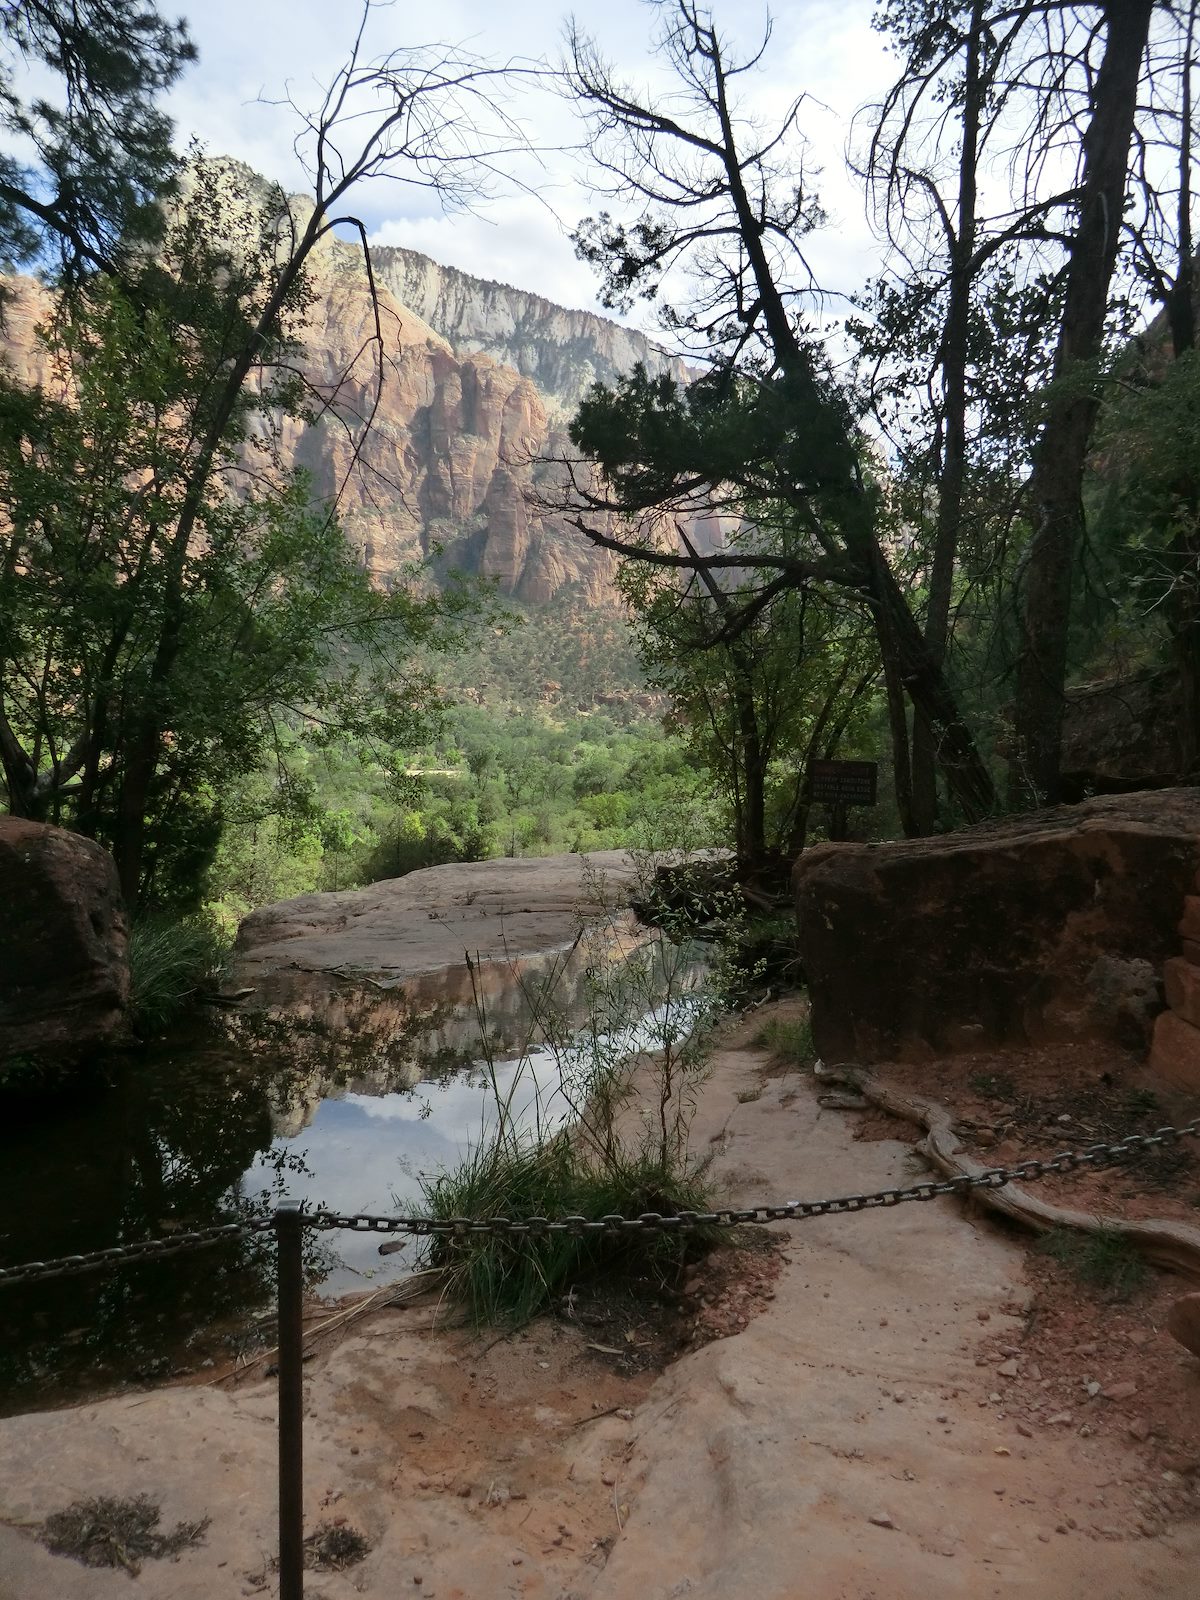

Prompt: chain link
[
  {"left": 3, "top": 1117, "right": 1198, "bottom": 1287},
  {"left": 0, "top": 1218, "right": 274, "bottom": 1288},
  {"left": 307, "top": 1116, "right": 1200, "bottom": 1239}
]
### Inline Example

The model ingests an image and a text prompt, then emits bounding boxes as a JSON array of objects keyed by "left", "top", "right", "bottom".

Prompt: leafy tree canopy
[{"left": 0, "top": 0, "right": 195, "bottom": 276}]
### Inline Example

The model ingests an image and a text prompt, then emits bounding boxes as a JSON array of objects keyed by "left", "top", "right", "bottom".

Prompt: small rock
[
  {"left": 1085, "top": 1381, "right": 1101, "bottom": 1398},
  {"left": 997, "top": 1360, "right": 1020, "bottom": 1378},
  {"left": 868, "top": 1513, "right": 895, "bottom": 1529},
  {"left": 1166, "top": 1292, "right": 1200, "bottom": 1359},
  {"left": 1016, "top": 1422, "right": 1034, "bottom": 1439},
  {"left": 1075, "top": 1342, "right": 1099, "bottom": 1356},
  {"left": 994, "top": 1447, "right": 1010, "bottom": 1456},
  {"left": 977, "top": 1311, "right": 991, "bottom": 1322},
  {"left": 1048, "top": 1412, "right": 1074, "bottom": 1426},
  {"left": 892, "top": 1391, "right": 906, "bottom": 1404},
  {"left": 988, "top": 1392, "right": 1002, "bottom": 1403},
  {"left": 1127, "top": 1330, "right": 1151, "bottom": 1347},
  {"left": 1128, "top": 1417, "right": 1152, "bottom": 1441},
  {"left": 1103, "top": 1380, "right": 1138, "bottom": 1401},
  {"left": 935, "top": 1414, "right": 949, "bottom": 1424},
  {"left": 601, "top": 1473, "right": 617, "bottom": 1487}
]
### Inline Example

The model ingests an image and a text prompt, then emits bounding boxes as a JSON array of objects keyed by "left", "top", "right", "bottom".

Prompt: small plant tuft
[
  {"left": 752, "top": 1013, "right": 815, "bottom": 1068},
  {"left": 40, "top": 1494, "right": 210, "bottom": 1575},
  {"left": 128, "top": 915, "right": 228, "bottom": 1032},
  {"left": 304, "top": 1522, "right": 371, "bottom": 1571},
  {"left": 1036, "top": 1225, "right": 1149, "bottom": 1301},
  {"left": 421, "top": 854, "right": 720, "bottom": 1324}
]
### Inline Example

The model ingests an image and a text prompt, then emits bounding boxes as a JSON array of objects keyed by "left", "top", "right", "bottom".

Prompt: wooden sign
[{"left": 809, "top": 759, "right": 878, "bottom": 807}]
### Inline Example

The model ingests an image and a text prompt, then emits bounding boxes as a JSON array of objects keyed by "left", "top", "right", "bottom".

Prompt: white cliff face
[{"left": 370, "top": 246, "right": 692, "bottom": 422}]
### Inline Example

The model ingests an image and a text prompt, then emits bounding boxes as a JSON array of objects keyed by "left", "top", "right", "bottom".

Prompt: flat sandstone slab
[{"left": 229, "top": 850, "right": 643, "bottom": 1006}]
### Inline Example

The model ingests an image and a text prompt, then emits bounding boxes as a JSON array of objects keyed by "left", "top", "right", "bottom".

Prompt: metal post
[{"left": 275, "top": 1203, "right": 305, "bottom": 1600}]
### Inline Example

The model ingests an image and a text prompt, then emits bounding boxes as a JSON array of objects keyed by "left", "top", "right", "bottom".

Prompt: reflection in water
[{"left": 0, "top": 931, "right": 705, "bottom": 1409}]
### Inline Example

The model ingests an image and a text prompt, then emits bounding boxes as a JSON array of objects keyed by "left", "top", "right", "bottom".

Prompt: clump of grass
[
  {"left": 1036, "top": 1225, "right": 1149, "bottom": 1301},
  {"left": 422, "top": 862, "right": 723, "bottom": 1325},
  {"left": 304, "top": 1522, "right": 371, "bottom": 1571},
  {"left": 128, "top": 915, "right": 228, "bottom": 1031},
  {"left": 40, "top": 1494, "right": 210, "bottom": 1575},
  {"left": 425, "top": 1130, "right": 714, "bottom": 1325},
  {"left": 752, "top": 1013, "right": 815, "bottom": 1068}
]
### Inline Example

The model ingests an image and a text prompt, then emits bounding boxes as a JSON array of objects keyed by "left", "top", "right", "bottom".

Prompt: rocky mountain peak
[{"left": 368, "top": 244, "right": 692, "bottom": 422}]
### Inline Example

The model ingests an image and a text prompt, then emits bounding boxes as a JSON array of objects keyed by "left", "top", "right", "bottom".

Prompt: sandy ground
[{"left": 1, "top": 1010, "right": 1198, "bottom": 1599}]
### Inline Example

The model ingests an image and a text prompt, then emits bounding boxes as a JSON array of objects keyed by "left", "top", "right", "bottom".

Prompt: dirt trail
[{"left": 1, "top": 1016, "right": 1198, "bottom": 1599}]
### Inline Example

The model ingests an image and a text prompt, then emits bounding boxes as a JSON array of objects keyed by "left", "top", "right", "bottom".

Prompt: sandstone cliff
[
  {"left": 0, "top": 165, "right": 704, "bottom": 607},
  {"left": 370, "top": 244, "right": 692, "bottom": 422}
]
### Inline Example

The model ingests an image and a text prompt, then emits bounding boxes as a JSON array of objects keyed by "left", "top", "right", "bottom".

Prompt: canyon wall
[{"left": 0, "top": 163, "right": 703, "bottom": 608}]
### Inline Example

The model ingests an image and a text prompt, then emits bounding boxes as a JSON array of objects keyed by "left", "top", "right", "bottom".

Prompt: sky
[{"left": 161, "top": 0, "right": 896, "bottom": 329}]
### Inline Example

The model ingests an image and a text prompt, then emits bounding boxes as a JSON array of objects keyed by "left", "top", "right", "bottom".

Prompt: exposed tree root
[{"left": 815, "top": 1062, "right": 1200, "bottom": 1281}]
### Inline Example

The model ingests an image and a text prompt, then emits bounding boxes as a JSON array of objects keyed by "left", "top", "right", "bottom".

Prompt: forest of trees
[{"left": 1, "top": 0, "right": 1197, "bottom": 925}]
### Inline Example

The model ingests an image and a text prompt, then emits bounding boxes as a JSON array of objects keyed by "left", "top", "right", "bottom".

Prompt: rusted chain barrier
[{"left": 2, "top": 1113, "right": 1198, "bottom": 1598}]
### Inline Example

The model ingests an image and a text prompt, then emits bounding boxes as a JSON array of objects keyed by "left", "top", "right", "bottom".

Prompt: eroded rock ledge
[{"left": 793, "top": 789, "right": 1200, "bottom": 1066}]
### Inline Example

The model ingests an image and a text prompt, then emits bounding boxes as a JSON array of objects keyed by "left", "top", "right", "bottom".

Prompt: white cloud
[{"left": 156, "top": 0, "right": 893, "bottom": 315}]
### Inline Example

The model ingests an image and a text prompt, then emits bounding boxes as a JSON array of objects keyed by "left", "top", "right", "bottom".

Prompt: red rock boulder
[
  {"left": 0, "top": 817, "right": 129, "bottom": 1062},
  {"left": 792, "top": 789, "right": 1200, "bottom": 1065}
]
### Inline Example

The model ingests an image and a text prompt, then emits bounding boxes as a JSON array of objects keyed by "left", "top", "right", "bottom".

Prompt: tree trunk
[
  {"left": 859, "top": 526, "right": 995, "bottom": 822},
  {"left": 1011, "top": 0, "right": 1153, "bottom": 806},
  {"left": 911, "top": 0, "right": 984, "bottom": 836},
  {"left": 881, "top": 640, "right": 918, "bottom": 838}
]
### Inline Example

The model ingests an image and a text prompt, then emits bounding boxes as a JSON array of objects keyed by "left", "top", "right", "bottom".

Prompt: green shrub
[
  {"left": 128, "top": 915, "right": 228, "bottom": 1032},
  {"left": 420, "top": 859, "right": 721, "bottom": 1323},
  {"left": 424, "top": 1133, "right": 713, "bottom": 1325},
  {"left": 752, "top": 1013, "right": 816, "bottom": 1068}
]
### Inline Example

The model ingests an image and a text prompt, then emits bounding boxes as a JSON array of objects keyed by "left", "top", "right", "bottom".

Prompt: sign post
[{"left": 808, "top": 760, "right": 878, "bottom": 841}]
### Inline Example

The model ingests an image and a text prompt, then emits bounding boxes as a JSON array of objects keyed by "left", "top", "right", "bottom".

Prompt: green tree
[
  {"left": 619, "top": 552, "right": 877, "bottom": 876},
  {"left": 0, "top": 16, "right": 528, "bottom": 905},
  {"left": 0, "top": 0, "right": 195, "bottom": 275},
  {"left": 562, "top": 3, "right": 998, "bottom": 826},
  {"left": 0, "top": 182, "right": 452, "bottom": 908}
]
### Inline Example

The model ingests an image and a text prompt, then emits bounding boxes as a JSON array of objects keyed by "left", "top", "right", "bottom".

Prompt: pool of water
[{"left": 0, "top": 938, "right": 706, "bottom": 1409}]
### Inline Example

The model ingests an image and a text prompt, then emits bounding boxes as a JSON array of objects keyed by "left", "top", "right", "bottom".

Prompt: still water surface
[{"left": 0, "top": 943, "right": 703, "bottom": 1408}]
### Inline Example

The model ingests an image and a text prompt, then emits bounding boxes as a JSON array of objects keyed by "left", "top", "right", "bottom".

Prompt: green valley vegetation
[
  {"left": 203, "top": 600, "right": 713, "bottom": 930},
  {"left": 2, "top": 0, "right": 1198, "bottom": 929}
]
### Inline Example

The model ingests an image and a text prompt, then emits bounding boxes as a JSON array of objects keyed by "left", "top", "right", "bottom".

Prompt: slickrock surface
[
  {"left": 229, "top": 849, "right": 642, "bottom": 1018},
  {"left": 1, "top": 1010, "right": 1197, "bottom": 1599}
]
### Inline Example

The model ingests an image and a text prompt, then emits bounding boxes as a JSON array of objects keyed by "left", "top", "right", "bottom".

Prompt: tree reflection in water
[{"left": 0, "top": 1002, "right": 444, "bottom": 1410}]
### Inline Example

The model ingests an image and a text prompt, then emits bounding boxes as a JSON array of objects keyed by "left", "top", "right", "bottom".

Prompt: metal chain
[
  {"left": 3, "top": 1117, "right": 1198, "bottom": 1286},
  {"left": 308, "top": 1115, "right": 1200, "bottom": 1239},
  {"left": 0, "top": 1218, "right": 274, "bottom": 1288}
]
